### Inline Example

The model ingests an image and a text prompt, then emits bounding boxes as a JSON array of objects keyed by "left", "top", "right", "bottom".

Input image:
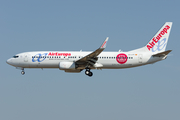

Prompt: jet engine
[{"left": 59, "top": 62, "right": 76, "bottom": 70}]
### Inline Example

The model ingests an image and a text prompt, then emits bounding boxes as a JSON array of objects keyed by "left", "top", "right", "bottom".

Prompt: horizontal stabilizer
[{"left": 153, "top": 50, "right": 172, "bottom": 57}]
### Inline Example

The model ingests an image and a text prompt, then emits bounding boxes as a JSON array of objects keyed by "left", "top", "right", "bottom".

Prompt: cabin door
[{"left": 138, "top": 54, "right": 143, "bottom": 63}]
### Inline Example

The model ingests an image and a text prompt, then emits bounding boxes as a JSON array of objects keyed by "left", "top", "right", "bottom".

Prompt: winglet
[{"left": 100, "top": 37, "right": 109, "bottom": 49}]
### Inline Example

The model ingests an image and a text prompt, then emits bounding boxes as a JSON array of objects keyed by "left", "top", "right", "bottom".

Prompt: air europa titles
[
  {"left": 32, "top": 52, "right": 71, "bottom": 62},
  {"left": 147, "top": 25, "right": 170, "bottom": 51},
  {"left": 48, "top": 52, "right": 71, "bottom": 56}
]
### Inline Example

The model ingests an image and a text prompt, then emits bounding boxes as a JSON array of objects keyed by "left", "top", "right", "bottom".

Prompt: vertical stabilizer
[
  {"left": 129, "top": 22, "right": 172, "bottom": 54},
  {"left": 146, "top": 22, "right": 172, "bottom": 54}
]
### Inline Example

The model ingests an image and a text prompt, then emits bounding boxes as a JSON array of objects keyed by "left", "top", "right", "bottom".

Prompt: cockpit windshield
[{"left": 13, "top": 55, "right": 19, "bottom": 58}]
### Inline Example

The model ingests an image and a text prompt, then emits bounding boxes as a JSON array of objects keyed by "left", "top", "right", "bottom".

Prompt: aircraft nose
[{"left": 6, "top": 58, "right": 12, "bottom": 65}]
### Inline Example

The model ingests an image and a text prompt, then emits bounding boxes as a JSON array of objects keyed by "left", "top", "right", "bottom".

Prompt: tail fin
[{"left": 146, "top": 22, "right": 172, "bottom": 54}]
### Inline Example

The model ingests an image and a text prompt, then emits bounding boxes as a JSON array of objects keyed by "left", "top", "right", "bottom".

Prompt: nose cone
[{"left": 6, "top": 58, "right": 12, "bottom": 65}]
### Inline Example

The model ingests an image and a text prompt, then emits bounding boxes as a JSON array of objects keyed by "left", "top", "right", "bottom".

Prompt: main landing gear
[{"left": 85, "top": 69, "right": 93, "bottom": 77}]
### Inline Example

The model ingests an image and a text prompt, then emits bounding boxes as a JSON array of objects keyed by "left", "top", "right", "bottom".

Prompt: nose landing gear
[
  {"left": 21, "top": 71, "right": 25, "bottom": 75},
  {"left": 21, "top": 68, "right": 25, "bottom": 75},
  {"left": 85, "top": 69, "right": 93, "bottom": 77}
]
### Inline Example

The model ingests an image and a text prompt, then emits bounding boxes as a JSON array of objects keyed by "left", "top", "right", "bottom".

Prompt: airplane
[{"left": 6, "top": 22, "right": 172, "bottom": 77}]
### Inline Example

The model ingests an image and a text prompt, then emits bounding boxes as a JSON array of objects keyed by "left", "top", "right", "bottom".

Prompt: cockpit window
[{"left": 13, "top": 55, "right": 19, "bottom": 58}]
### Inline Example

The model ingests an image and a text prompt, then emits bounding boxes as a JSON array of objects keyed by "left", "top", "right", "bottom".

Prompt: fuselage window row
[
  {"left": 98, "top": 57, "right": 133, "bottom": 59},
  {"left": 32, "top": 56, "right": 133, "bottom": 59}
]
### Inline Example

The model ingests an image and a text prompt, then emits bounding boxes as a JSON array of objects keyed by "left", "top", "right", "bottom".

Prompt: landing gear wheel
[
  {"left": 85, "top": 70, "right": 90, "bottom": 75},
  {"left": 88, "top": 72, "right": 93, "bottom": 77},
  {"left": 85, "top": 69, "right": 93, "bottom": 77},
  {"left": 21, "top": 71, "right": 25, "bottom": 75}
]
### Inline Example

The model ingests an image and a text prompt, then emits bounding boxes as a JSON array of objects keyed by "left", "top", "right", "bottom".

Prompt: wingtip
[
  {"left": 106, "top": 37, "right": 109, "bottom": 41},
  {"left": 100, "top": 37, "right": 109, "bottom": 48}
]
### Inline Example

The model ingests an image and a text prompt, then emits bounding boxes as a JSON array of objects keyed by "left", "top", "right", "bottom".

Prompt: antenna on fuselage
[{"left": 118, "top": 49, "right": 122, "bottom": 52}]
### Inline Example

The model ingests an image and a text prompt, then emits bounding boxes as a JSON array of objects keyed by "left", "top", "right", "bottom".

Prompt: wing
[{"left": 76, "top": 37, "right": 109, "bottom": 68}]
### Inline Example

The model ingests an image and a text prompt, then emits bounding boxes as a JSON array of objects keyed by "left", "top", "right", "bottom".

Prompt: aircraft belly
[
  {"left": 101, "top": 62, "right": 132, "bottom": 69},
  {"left": 29, "top": 61, "right": 59, "bottom": 68}
]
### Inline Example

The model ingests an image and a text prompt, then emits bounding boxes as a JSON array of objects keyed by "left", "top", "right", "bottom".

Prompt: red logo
[
  {"left": 147, "top": 25, "right": 170, "bottom": 51},
  {"left": 48, "top": 52, "right": 71, "bottom": 56},
  {"left": 101, "top": 41, "right": 107, "bottom": 48},
  {"left": 116, "top": 53, "right": 128, "bottom": 64}
]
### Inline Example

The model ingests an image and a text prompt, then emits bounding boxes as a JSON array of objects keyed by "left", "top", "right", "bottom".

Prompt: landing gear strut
[{"left": 85, "top": 69, "right": 93, "bottom": 77}]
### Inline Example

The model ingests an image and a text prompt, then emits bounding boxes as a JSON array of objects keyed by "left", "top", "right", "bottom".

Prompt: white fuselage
[{"left": 6, "top": 51, "right": 164, "bottom": 70}]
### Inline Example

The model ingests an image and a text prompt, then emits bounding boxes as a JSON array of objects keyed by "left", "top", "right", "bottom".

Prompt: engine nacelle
[{"left": 59, "top": 62, "right": 76, "bottom": 70}]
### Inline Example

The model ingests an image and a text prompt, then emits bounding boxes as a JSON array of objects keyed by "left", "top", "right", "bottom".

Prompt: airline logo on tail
[
  {"left": 147, "top": 25, "right": 171, "bottom": 51},
  {"left": 152, "top": 38, "right": 167, "bottom": 52}
]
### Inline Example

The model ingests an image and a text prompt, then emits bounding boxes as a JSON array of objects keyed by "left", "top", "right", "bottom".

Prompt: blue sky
[{"left": 1, "top": 0, "right": 180, "bottom": 120}]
